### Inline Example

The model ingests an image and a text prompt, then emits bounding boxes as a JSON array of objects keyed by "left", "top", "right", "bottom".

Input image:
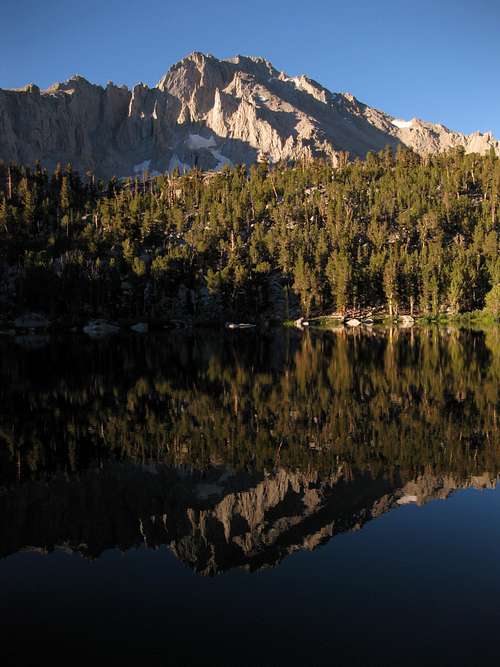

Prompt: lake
[{"left": 1, "top": 325, "right": 500, "bottom": 666}]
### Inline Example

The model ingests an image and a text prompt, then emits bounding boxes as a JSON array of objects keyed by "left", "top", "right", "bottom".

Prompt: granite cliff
[{"left": 1, "top": 52, "right": 498, "bottom": 178}]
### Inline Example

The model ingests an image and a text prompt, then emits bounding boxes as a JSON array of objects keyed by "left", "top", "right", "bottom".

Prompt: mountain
[
  {"left": 1, "top": 463, "right": 496, "bottom": 575},
  {"left": 0, "top": 51, "right": 499, "bottom": 178}
]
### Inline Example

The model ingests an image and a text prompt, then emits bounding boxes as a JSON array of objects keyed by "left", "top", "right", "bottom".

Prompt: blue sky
[{"left": 1, "top": 0, "right": 499, "bottom": 136}]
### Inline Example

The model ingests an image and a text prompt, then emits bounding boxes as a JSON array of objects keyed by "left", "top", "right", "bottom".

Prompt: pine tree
[{"left": 383, "top": 255, "right": 399, "bottom": 317}]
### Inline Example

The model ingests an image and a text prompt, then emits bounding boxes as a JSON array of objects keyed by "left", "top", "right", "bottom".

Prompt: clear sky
[{"left": 1, "top": 0, "right": 499, "bottom": 136}]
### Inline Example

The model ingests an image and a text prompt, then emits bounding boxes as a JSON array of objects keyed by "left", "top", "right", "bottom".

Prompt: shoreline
[{"left": 1, "top": 311, "right": 499, "bottom": 340}]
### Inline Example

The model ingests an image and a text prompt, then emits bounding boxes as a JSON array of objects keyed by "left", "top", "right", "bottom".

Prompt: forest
[{"left": 0, "top": 146, "right": 499, "bottom": 325}]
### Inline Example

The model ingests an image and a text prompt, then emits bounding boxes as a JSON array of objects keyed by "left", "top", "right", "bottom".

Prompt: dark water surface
[{"left": 1, "top": 326, "right": 500, "bottom": 666}]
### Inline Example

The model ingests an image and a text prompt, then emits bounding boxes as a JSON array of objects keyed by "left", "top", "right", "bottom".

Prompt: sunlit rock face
[
  {"left": 1, "top": 463, "right": 496, "bottom": 575},
  {"left": 1, "top": 52, "right": 498, "bottom": 178}
]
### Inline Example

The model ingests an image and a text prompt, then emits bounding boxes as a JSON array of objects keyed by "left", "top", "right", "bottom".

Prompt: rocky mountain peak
[
  {"left": 45, "top": 74, "right": 96, "bottom": 94},
  {"left": 0, "top": 52, "right": 498, "bottom": 178},
  {"left": 12, "top": 83, "right": 40, "bottom": 95}
]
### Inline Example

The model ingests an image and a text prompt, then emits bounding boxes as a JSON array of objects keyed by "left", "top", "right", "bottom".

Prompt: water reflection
[
  {"left": 1, "top": 326, "right": 500, "bottom": 573},
  {"left": 1, "top": 462, "right": 497, "bottom": 575}
]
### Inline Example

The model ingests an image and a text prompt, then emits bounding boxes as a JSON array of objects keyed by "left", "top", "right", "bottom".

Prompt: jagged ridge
[{"left": 0, "top": 51, "right": 498, "bottom": 178}]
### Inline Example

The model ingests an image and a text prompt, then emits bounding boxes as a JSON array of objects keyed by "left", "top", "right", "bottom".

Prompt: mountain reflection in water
[
  {"left": 3, "top": 326, "right": 500, "bottom": 666},
  {"left": 1, "top": 461, "right": 498, "bottom": 575},
  {"left": 1, "top": 325, "right": 500, "bottom": 572}
]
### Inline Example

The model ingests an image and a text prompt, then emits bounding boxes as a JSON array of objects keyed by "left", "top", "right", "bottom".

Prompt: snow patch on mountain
[
  {"left": 133, "top": 160, "right": 151, "bottom": 173},
  {"left": 210, "top": 149, "right": 233, "bottom": 170},
  {"left": 132, "top": 160, "right": 161, "bottom": 177},
  {"left": 392, "top": 119, "right": 414, "bottom": 129},
  {"left": 187, "top": 134, "right": 216, "bottom": 150},
  {"left": 168, "top": 154, "right": 190, "bottom": 173}
]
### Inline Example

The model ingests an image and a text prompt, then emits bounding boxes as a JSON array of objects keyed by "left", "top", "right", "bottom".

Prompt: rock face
[{"left": 1, "top": 52, "right": 499, "bottom": 179}]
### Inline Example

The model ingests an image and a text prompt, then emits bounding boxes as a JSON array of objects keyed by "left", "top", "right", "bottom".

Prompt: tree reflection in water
[{"left": 0, "top": 326, "right": 499, "bottom": 572}]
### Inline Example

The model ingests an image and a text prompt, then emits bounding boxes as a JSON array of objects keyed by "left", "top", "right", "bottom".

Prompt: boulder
[
  {"left": 345, "top": 318, "right": 361, "bottom": 327},
  {"left": 14, "top": 312, "right": 50, "bottom": 330},
  {"left": 131, "top": 322, "right": 148, "bottom": 333},
  {"left": 83, "top": 319, "right": 120, "bottom": 337},
  {"left": 226, "top": 323, "right": 256, "bottom": 329}
]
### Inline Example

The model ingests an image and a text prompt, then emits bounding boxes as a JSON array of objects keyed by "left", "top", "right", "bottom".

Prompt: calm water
[{"left": 1, "top": 326, "right": 500, "bottom": 666}]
